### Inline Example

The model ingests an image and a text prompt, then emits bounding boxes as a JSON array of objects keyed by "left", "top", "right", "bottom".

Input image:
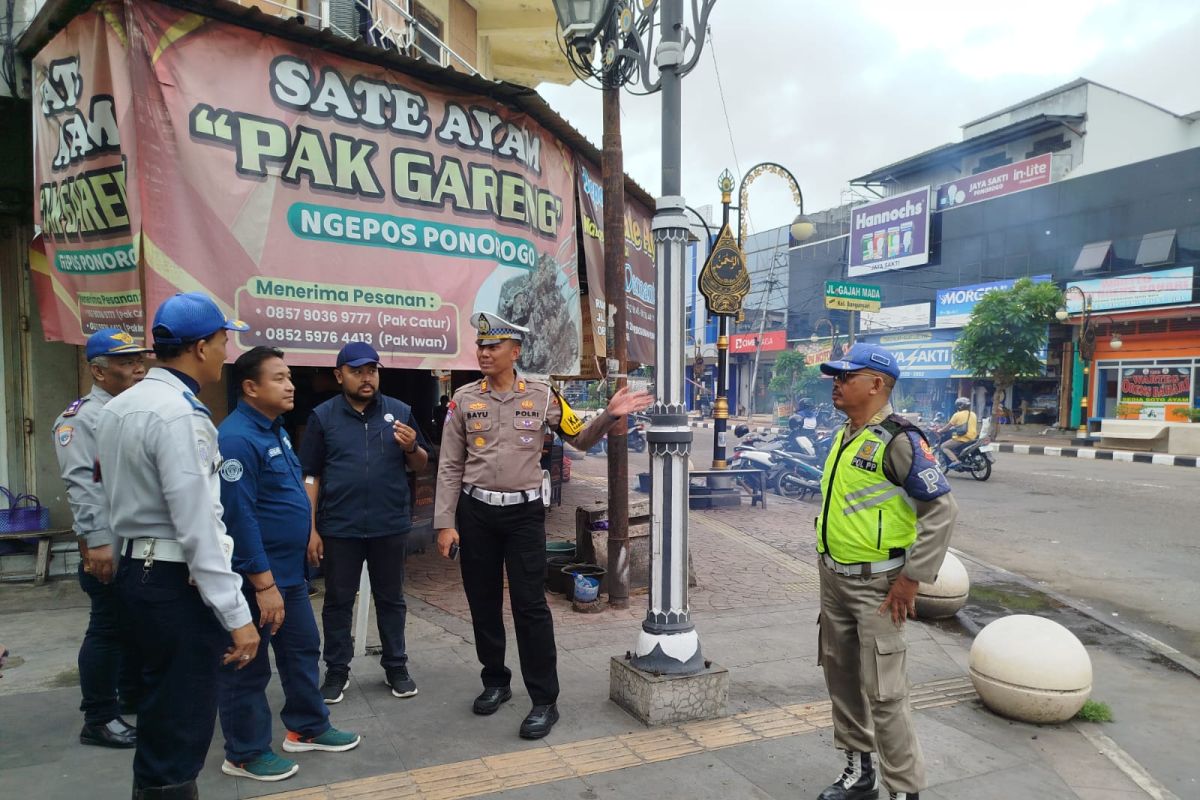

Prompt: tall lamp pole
[
  {"left": 555, "top": 0, "right": 717, "bottom": 675},
  {"left": 810, "top": 317, "right": 843, "bottom": 360},
  {"left": 1057, "top": 287, "right": 1122, "bottom": 435}
]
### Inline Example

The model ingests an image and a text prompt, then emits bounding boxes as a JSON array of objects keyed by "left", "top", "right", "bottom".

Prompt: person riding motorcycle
[{"left": 938, "top": 397, "right": 978, "bottom": 467}]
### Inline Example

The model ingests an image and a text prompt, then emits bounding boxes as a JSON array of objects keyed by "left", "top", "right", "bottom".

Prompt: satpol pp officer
[
  {"left": 53, "top": 328, "right": 150, "bottom": 749},
  {"left": 434, "top": 312, "right": 651, "bottom": 740},
  {"left": 97, "top": 293, "right": 261, "bottom": 800},
  {"left": 813, "top": 343, "right": 958, "bottom": 800}
]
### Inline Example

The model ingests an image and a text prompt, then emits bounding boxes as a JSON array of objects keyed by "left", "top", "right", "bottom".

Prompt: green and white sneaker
[
  {"left": 221, "top": 751, "right": 299, "bottom": 782},
  {"left": 282, "top": 727, "right": 362, "bottom": 753}
]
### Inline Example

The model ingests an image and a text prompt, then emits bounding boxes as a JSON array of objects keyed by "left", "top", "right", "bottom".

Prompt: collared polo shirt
[{"left": 218, "top": 400, "right": 310, "bottom": 587}]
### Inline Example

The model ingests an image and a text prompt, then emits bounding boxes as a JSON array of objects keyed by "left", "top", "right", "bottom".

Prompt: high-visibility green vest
[{"left": 818, "top": 422, "right": 917, "bottom": 564}]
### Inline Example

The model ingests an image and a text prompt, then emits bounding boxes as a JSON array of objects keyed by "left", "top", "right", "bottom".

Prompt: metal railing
[{"left": 225, "top": 0, "right": 478, "bottom": 75}]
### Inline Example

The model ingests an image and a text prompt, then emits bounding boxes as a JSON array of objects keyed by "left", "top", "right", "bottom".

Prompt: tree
[
  {"left": 953, "top": 278, "right": 1063, "bottom": 434},
  {"left": 768, "top": 350, "right": 822, "bottom": 406}
]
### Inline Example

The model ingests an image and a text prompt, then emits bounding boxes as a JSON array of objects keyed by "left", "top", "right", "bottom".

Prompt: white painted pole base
[{"left": 353, "top": 565, "right": 371, "bottom": 659}]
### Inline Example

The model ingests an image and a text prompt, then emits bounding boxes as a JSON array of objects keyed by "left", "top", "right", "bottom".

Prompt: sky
[{"left": 537, "top": 0, "right": 1200, "bottom": 237}]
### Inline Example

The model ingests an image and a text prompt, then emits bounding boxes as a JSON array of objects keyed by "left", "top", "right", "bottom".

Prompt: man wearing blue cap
[
  {"left": 813, "top": 343, "right": 958, "bottom": 800},
  {"left": 97, "top": 292, "right": 261, "bottom": 800},
  {"left": 53, "top": 328, "right": 150, "bottom": 750},
  {"left": 299, "top": 341, "right": 429, "bottom": 705}
]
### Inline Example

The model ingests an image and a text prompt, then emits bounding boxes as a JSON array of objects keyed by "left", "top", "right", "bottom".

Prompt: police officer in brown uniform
[
  {"left": 814, "top": 344, "right": 958, "bottom": 800},
  {"left": 435, "top": 312, "right": 651, "bottom": 740}
]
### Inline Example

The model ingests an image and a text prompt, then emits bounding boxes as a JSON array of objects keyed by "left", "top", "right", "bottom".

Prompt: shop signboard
[
  {"left": 825, "top": 280, "right": 882, "bottom": 312},
  {"left": 33, "top": 2, "right": 584, "bottom": 374},
  {"left": 935, "top": 274, "right": 1052, "bottom": 328},
  {"left": 1120, "top": 367, "right": 1191, "bottom": 405},
  {"left": 729, "top": 330, "right": 788, "bottom": 354},
  {"left": 935, "top": 154, "right": 1053, "bottom": 210},
  {"left": 859, "top": 302, "right": 931, "bottom": 333},
  {"left": 871, "top": 331, "right": 968, "bottom": 380},
  {"left": 576, "top": 158, "right": 657, "bottom": 365},
  {"left": 1066, "top": 267, "right": 1194, "bottom": 313},
  {"left": 31, "top": 11, "right": 143, "bottom": 338},
  {"left": 847, "top": 186, "right": 931, "bottom": 277}
]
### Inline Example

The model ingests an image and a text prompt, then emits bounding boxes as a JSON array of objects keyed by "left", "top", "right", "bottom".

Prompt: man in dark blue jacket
[
  {"left": 300, "top": 342, "right": 429, "bottom": 704},
  {"left": 217, "top": 347, "right": 360, "bottom": 783}
]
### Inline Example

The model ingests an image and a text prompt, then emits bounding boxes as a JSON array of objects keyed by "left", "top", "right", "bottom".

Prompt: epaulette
[
  {"left": 183, "top": 391, "right": 212, "bottom": 417},
  {"left": 880, "top": 413, "right": 929, "bottom": 443},
  {"left": 61, "top": 396, "right": 90, "bottom": 417}
]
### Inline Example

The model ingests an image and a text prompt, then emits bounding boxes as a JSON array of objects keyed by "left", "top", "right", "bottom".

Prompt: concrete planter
[
  {"left": 915, "top": 551, "right": 969, "bottom": 619},
  {"left": 969, "top": 614, "right": 1092, "bottom": 723}
]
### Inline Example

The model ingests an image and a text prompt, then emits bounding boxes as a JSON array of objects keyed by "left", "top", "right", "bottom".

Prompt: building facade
[{"left": 790, "top": 79, "right": 1200, "bottom": 427}]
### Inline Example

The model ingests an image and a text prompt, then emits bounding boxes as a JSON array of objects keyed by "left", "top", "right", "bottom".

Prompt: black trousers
[
  {"left": 457, "top": 494, "right": 558, "bottom": 705},
  {"left": 116, "top": 557, "right": 225, "bottom": 790},
  {"left": 78, "top": 562, "right": 141, "bottom": 724},
  {"left": 321, "top": 533, "right": 409, "bottom": 672}
]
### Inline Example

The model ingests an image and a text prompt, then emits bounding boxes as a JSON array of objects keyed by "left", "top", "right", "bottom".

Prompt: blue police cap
[
  {"left": 820, "top": 342, "right": 901, "bottom": 381},
  {"left": 336, "top": 341, "right": 380, "bottom": 368},
  {"left": 152, "top": 293, "right": 249, "bottom": 345},
  {"left": 85, "top": 328, "right": 151, "bottom": 361}
]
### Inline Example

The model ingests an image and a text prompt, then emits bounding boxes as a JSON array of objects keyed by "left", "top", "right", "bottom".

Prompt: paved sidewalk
[{"left": 0, "top": 452, "right": 1194, "bottom": 799}]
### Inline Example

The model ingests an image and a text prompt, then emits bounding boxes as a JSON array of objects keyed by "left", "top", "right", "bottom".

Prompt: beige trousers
[{"left": 818, "top": 560, "right": 925, "bottom": 794}]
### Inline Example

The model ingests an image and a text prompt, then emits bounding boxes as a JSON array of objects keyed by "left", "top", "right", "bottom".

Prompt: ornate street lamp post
[
  {"left": 555, "top": 0, "right": 717, "bottom": 676},
  {"left": 810, "top": 317, "right": 844, "bottom": 360}
]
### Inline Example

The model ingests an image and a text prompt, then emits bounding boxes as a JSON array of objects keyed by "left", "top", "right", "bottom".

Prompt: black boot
[
  {"left": 132, "top": 780, "right": 199, "bottom": 799},
  {"left": 817, "top": 750, "right": 878, "bottom": 800}
]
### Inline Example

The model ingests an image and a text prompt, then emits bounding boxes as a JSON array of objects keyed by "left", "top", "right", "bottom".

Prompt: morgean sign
[{"left": 847, "top": 186, "right": 931, "bottom": 277}]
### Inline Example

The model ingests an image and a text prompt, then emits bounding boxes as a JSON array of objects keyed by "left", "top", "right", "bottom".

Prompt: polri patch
[
  {"left": 56, "top": 425, "right": 74, "bottom": 446},
  {"left": 219, "top": 459, "right": 244, "bottom": 482}
]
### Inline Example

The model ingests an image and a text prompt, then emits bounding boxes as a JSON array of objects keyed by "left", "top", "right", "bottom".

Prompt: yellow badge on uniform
[
  {"left": 469, "top": 402, "right": 487, "bottom": 410},
  {"left": 856, "top": 441, "right": 879, "bottom": 460},
  {"left": 521, "top": 400, "right": 535, "bottom": 409},
  {"left": 474, "top": 436, "right": 486, "bottom": 447},
  {"left": 556, "top": 392, "right": 583, "bottom": 437},
  {"left": 472, "top": 421, "right": 483, "bottom": 431}
]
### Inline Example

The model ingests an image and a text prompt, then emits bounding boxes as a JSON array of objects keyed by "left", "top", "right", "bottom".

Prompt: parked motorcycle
[{"left": 731, "top": 425, "right": 823, "bottom": 499}]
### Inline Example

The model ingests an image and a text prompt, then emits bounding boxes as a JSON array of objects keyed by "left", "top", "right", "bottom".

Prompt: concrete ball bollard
[
  {"left": 915, "top": 551, "right": 969, "bottom": 619},
  {"left": 969, "top": 614, "right": 1092, "bottom": 724}
]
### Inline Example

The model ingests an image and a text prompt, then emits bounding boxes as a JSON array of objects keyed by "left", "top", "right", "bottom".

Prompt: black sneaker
[
  {"left": 818, "top": 750, "right": 878, "bottom": 800},
  {"left": 385, "top": 667, "right": 418, "bottom": 698},
  {"left": 888, "top": 793, "right": 918, "bottom": 800},
  {"left": 320, "top": 670, "right": 350, "bottom": 704}
]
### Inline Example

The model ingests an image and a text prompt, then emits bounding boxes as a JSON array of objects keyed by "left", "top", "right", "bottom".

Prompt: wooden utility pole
[{"left": 602, "top": 69, "right": 630, "bottom": 609}]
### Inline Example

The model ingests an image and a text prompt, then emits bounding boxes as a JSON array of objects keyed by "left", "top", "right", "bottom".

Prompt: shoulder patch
[
  {"left": 902, "top": 430, "right": 951, "bottom": 501},
  {"left": 61, "top": 397, "right": 89, "bottom": 417},
  {"left": 219, "top": 459, "right": 244, "bottom": 482},
  {"left": 56, "top": 424, "right": 75, "bottom": 446}
]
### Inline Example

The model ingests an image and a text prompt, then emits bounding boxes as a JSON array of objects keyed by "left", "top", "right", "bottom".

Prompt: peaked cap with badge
[
  {"left": 471, "top": 312, "right": 528, "bottom": 346},
  {"left": 86, "top": 327, "right": 152, "bottom": 361}
]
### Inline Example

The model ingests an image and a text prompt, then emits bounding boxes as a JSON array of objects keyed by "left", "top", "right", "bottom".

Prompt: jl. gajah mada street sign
[{"left": 825, "top": 280, "right": 882, "bottom": 312}]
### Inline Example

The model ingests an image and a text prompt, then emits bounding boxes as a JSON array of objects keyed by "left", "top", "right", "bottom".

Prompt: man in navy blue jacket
[
  {"left": 217, "top": 347, "right": 360, "bottom": 783},
  {"left": 300, "top": 342, "right": 429, "bottom": 704}
]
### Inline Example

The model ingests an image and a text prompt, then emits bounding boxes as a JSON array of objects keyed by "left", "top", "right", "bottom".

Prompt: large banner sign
[
  {"left": 576, "top": 158, "right": 657, "bottom": 366},
  {"left": 935, "top": 154, "right": 1052, "bottom": 211},
  {"left": 32, "top": 10, "right": 144, "bottom": 339},
  {"left": 847, "top": 186, "right": 930, "bottom": 277},
  {"left": 1067, "top": 267, "right": 1194, "bottom": 314},
  {"left": 935, "top": 274, "right": 1052, "bottom": 328},
  {"left": 33, "top": 2, "right": 582, "bottom": 373}
]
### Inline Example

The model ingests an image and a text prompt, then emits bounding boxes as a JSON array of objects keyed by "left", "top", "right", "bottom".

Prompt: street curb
[
  {"left": 996, "top": 443, "right": 1200, "bottom": 468},
  {"left": 951, "top": 547, "right": 1200, "bottom": 680}
]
